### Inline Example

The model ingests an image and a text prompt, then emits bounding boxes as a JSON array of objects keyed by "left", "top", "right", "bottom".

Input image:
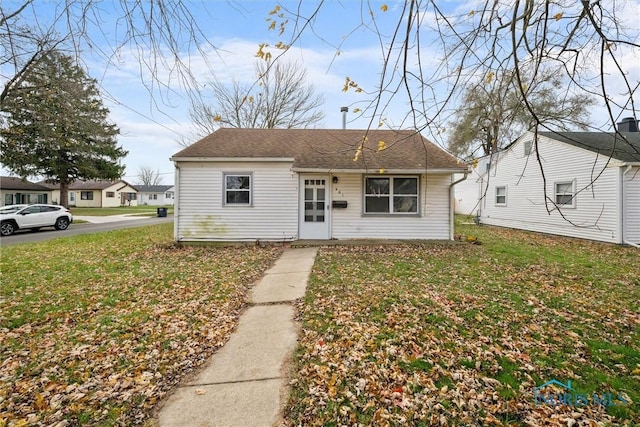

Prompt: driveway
[{"left": 0, "top": 216, "right": 173, "bottom": 246}]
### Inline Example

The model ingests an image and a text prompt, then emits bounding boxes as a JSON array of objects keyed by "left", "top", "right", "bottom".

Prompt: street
[{"left": 0, "top": 216, "right": 173, "bottom": 246}]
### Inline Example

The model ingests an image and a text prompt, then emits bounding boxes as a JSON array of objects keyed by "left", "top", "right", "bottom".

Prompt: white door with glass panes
[{"left": 299, "top": 176, "right": 330, "bottom": 239}]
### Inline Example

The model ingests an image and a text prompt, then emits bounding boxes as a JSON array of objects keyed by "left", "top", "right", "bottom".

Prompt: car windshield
[{"left": 0, "top": 205, "right": 27, "bottom": 214}]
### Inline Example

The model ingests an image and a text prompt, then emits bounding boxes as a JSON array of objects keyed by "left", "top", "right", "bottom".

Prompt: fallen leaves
[
  {"left": 1, "top": 223, "right": 282, "bottom": 426},
  {"left": 284, "top": 227, "right": 639, "bottom": 426}
]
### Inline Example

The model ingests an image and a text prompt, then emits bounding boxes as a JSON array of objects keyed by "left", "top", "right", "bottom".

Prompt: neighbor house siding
[
  {"left": 480, "top": 134, "right": 621, "bottom": 243},
  {"left": 623, "top": 166, "right": 640, "bottom": 244},
  {"left": 176, "top": 161, "right": 298, "bottom": 241},
  {"left": 331, "top": 173, "right": 452, "bottom": 240}
]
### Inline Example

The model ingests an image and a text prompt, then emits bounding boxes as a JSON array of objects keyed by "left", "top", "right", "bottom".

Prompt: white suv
[{"left": 0, "top": 204, "right": 73, "bottom": 236}]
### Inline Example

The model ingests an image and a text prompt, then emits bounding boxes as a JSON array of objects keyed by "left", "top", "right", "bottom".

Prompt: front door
[{"left": 299, "top": 176, "right": 330, "bottom": 239}]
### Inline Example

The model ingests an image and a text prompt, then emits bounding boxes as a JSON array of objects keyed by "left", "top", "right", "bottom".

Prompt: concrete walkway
[{"left": 157, "top": 247, "right": 318, "bottom": 427}]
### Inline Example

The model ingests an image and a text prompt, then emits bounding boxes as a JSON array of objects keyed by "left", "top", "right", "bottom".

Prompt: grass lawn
[
  {"left": 70, "top": 206, "right": 173, "bottom": 217},
  {"left": 0, "top": 223, "right": 282, "bottom": 426},
  {"left": 284, "top": 222, "right": 639, "bottom": 426}
]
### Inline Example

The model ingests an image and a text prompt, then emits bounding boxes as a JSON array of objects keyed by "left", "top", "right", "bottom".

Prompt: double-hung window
[
  {"left": 224, "top": 173, "right": 252, "bottom": 205},
  {"left": 495, "top": 186, "right": 507, "bottom": 206},
  {"left": 555, "top": 181, "right": 575, "bottom": 207},
  {"left": 81, "top": 191, "right": 93, "bottom": 200},
  {"left": 364, "top": 176, "right": 418, "bottom": 214}
]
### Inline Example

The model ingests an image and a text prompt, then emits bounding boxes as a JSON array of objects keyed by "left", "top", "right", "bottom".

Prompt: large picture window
[
  {"left": 224, "top": 173, "right": 252, "bottom": 205},
  {"left": 364, "top": 176, "right": 418, "bottom": 214},
  {"left": 81, "top": 191, "right": 93, "bottom": 200}
]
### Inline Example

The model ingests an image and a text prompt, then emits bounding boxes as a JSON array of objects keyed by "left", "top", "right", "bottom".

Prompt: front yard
[
  {"left": 0, "top": 224, "right": 281, "bottom": 425},
  {"left": 1, "top": 221, "right": 638, "bottom": 426},
  {"left": 285, "top": 223, "right": 639, "bottom": 426}
]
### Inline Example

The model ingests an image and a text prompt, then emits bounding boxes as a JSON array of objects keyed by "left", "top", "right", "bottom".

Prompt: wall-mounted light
[{"left": 332, "top": 176, "right": 339, "bottom": 184}]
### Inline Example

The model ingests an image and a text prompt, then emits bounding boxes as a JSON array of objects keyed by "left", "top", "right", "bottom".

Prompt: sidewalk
[
  {"left": 74, "top": 214, "right": 149, "bottom": 223},
  {"left": 157, "top": 247, "right": 318, "bottom": 427}
]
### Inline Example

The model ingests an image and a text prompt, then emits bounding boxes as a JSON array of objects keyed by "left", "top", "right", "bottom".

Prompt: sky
[{"left": 2, "top": 1, "right": 639, "bottom": 185}]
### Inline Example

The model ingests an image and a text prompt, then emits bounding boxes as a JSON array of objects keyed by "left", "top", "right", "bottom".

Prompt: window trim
[
  {"left": 554, "top": 180, "right": 576, "bottom": 208},
  {"left": 223, "top": 172, "right": 253, "bottom": 206},
  {"left": 362, "top": 175, "right": 420, "bottom": 216},
  {"left": 495, "top": 186, "right": 507, "bottom": 206}
]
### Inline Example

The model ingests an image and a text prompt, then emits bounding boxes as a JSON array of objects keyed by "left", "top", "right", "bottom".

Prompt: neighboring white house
[
  {"left": 477, "top": 126, "right": 640, "bottom": 246},
  {"left": 137, "top": 185, "right": 175, "bottom": 206},
  {"left": 39, "top": 180, "right": 139, "bottom": 207},
  {"left": 454, "top": 156, "right": 491, "bottom": 216},
  {"left": 0, "top": 176, "right": 52, "bottom": 206},
  {"left": 171, "top": 128, "right": 469, "bottom": 242}
]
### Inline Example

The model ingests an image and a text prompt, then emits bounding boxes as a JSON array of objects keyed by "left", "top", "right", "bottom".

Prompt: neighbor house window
[
  {"left": 495, "top": 186, "right": 507, "bottom": 206},
  {"left": 81, "top": 191, "right": 93, "bottom": 200},
  {"left": 524, "top": 140, "right": 532, "bottom": 156},
  {"left": 555, "top": 181, "right": 575, "bottom": 207},
  {"left": 106, "top": 191, "right": 115, "bottom": 198},
  {"left": 364, "top": 176, "right": 418, "bottom": 214},
  {"left": 224, "top": 173, "right": 252, "bottom": 205}
]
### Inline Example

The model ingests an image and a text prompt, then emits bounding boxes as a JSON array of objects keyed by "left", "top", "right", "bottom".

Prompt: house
[
  {"left": 454, "top": 156, "right": 491, "bottom": 216},
  {"left": 0, "top": 176, "right": 52, "bottom": 206},
  {"left": 137, "top": 185, "right": 175, "bottom": 206},
  {"left": 39, "top": 180, "right": 139, "bottom": 207},
  {"left": 478, "top": 120, "right": 640, "bottom": 246},
  {"left": 170, "top": 128, "right": 469, "bottom": 242}
]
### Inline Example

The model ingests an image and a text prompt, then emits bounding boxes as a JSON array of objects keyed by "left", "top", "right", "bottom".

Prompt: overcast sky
[{"left": 2, "top": 1, "right": 639, "bottom": 185}]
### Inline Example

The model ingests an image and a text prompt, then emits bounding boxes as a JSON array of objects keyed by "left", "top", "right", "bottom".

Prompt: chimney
[
  {"left": 340, "top": 106, "right": 348, "bottom": 129},
  {"left": 617, "top": 117, "right": 639, "bottom": 132}
]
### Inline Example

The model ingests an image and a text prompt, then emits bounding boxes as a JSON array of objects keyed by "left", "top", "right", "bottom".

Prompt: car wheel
[
  {"left": 54, "top": 217, "right": 70, "bottom": 230},
  {"left": 1, "top": 221, "right": 16, "bottom": 236}
]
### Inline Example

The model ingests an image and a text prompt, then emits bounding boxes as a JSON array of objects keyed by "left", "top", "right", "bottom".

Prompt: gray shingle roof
[
  {"left": 172, "top": 128, "right": 466, "bottom": 172},
  {"left": 137, "top": 185, "right": 173, "bottom": 193},
  {"left": 0, "top": 176, "right": 51, "bottom": 191},
  {"left": 539, "top": 132, "right": 640, "bottom": 163}
]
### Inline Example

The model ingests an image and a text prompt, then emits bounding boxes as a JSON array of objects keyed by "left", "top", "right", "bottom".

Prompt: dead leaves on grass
[
  {"left": 285, "top": 238, "right": 639, "bottom": 426},
  {"left": 1, "top": 230, "right": 282, "bottom": 426}
]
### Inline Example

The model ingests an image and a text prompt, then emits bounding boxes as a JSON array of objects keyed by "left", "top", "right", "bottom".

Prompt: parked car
[{"left": 0, "top": 204, "right": 73, "bottom": 236}]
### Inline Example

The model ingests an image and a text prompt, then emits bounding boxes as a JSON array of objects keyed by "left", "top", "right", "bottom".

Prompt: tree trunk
[{"left": 59, "top": 181, "right": 69, "bottom": 208}]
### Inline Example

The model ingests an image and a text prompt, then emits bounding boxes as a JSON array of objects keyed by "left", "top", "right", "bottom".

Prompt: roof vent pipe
[
  {"left": 617, "top": 117, "right": 639, "bottom": 132},
  {"left": 340, "top": 106, "right": 348, "bottom": 129}
]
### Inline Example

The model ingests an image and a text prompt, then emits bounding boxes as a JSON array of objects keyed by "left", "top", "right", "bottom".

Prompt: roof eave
[
  {"left": 291, "top": 167, "right": 469, "bottom": 174},
  {"left": 171, "top": 157, "right": 296, "bottom": 162}
]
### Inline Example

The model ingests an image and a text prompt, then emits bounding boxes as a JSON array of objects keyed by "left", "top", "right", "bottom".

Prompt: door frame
[{"left": 298, "top": 175, "right": 331, "bottom": 239}]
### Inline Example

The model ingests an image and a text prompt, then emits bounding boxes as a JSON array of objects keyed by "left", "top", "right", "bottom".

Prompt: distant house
[
  {"left": 39, "top": 180, "right": 139, "bottom": 207},
  {"left": 477, "top": 119, "right": 640, "bottom": 246},
  {"left": 137, "top": 185, "right": 175, "bottom": 206},
  {"left": 171, "top": 128, "right": 469, "bottom": 242},
  {"left": 0, "top": 176, "right": 52, "bottom": 206}
]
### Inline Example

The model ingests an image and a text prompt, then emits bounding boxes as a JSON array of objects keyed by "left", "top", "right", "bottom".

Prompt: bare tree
[
  {"left": 1, "top": 1, "right": 221, "bottom": 108},
  {"left": 448, "top": 67, "right": 596, "bottom": 159},
  {"left": 189, "top": 60, "right": 324, "bottom": 138},
  {"left": 137, "top": 165, "right": 163, "bottom": 187}
]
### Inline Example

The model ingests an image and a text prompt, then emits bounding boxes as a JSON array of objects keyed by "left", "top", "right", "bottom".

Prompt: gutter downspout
[
  {"left": 173, "top": 162, "right": 180, "bottom": 242},
  {"left": 622, "top": 165, "right": 640, "bottom": 248},
  {"left": 449, "top": 170, "right": 470, "bottom": 240}
]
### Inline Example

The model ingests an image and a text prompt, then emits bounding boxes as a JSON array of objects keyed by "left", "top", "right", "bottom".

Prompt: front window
[
  {"left": 555, "top": 181, "right": 575, "bottom": 207},
  {"left": 106, "top": 191, "right": 115, "bottom": 198},
  {"left": 224, "top": 173, "right": 252, "bottom": 205},
  {"left": 81, "top": 191, "right": 93, "bottom": 200},
  {"left": 364, "top": 176, "right": 418, "bottom": 214}
]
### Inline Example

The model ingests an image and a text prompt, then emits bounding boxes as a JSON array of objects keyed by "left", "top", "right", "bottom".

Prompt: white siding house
[
  {"left": 478, "top": 130, "right": 640, "bottom": 245},
  {"left": 172, "top": 128, "right": 469, "bottom": 242},
  {"left": 138, "top": 185, "right": 175, "bottom": 206}
]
